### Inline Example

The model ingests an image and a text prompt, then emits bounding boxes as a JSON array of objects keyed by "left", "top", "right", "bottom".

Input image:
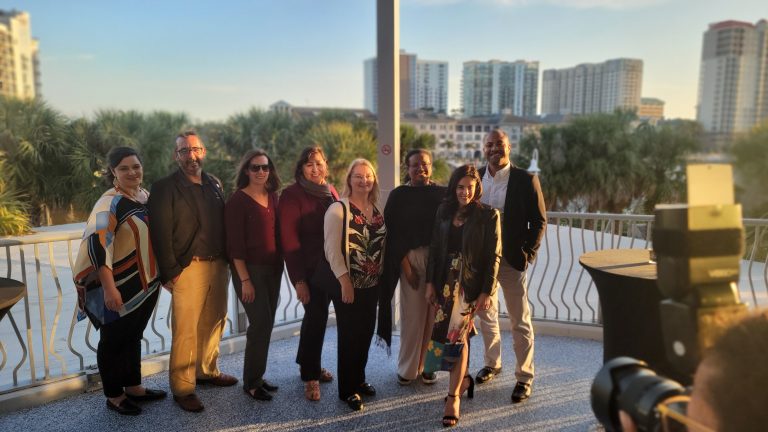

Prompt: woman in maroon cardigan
[
  {"left": 225, "top": 149, "right": 283, "bottom": 402},
  {"left": 278, "top": 146, "right": 339, "bottom": 401}
]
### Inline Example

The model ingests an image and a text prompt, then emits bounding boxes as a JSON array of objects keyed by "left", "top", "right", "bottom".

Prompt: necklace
[
  {"left": 115, "top": 185, "right": 144, "bottom": 202},
  {"left": 350, "top": 198, "right": 371, "bottom": 213}
]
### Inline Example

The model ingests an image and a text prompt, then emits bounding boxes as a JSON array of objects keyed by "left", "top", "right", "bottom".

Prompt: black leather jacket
[{"left": 425, "top": 202, "right": 501, "bottom": 302}]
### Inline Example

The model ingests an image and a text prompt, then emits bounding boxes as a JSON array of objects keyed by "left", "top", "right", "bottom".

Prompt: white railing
[
  {"left": 503, "top": 213, "right": 768, "bottom": 325},
  {"left": 1, "top": 213, "right": 766, "bottom": 394},
  {"left": 0, "top": 225, "right": 304, "bottom": 393}
]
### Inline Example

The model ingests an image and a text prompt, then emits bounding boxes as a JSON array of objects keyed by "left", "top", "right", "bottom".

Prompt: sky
[{"left": 5, "top": 0, "right": 765, "bottom": 122}]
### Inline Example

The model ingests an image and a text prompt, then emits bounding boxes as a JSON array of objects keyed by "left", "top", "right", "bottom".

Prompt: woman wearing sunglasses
[{"left": 225, "top": 149, "right": 283, "bottom": 402}]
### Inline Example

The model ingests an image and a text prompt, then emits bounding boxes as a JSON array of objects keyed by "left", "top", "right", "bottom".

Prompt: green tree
[
  {"left": 203, "top": 109, "right": 297, "bottom": 189},
  {"left": 0, "top": 159, "right": 30, "bottom": 235},
  {"left": 731, "top": 121, "right": 768, "bottom": 217},
  {"left": 0, "top": 96, "right": 70, "bottom": 225},
  {"left": 304, "top": 120, "right": 376, "bottom": 187},
  {"left": 635, "top": 120, "right": 701, "bottom": 212},
  {"left": 88, "top": 110, "right": 191, "bottom": 188},
  {"left": 518, "top": 110, "right": 698, "bottom": 213}
]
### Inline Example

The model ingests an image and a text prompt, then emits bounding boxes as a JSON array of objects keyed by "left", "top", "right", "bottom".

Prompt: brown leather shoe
[
  {"left": 198, "top": 373, "right": 238, "bottom": 387},
  {"left": 173, "top": 393, "right": 204, "bottom": 412}
]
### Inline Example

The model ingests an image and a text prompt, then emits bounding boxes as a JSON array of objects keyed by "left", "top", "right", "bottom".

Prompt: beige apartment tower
[
  {"left": 364, "top": 51, "right": 448, "bottom": 114},
  {"left": 541, "top": 58, "right": 643, "bottom": 116},
  {"left": 696, "top": 19, "right": 768, "bottom": 136},
  {"left": 0, "top": 10, "right": 40, "bottom": 100}
]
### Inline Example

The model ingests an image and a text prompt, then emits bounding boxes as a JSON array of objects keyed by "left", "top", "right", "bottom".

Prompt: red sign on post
[{"left": 381, "top": 144, "right": 392, "bottom": 155}]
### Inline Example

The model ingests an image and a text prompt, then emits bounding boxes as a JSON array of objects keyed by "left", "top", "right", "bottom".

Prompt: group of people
[{"left": 73, "top": 128, "right": 548, "bottom": 428}]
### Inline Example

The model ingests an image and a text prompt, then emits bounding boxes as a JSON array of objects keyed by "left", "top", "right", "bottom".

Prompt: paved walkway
[{"left": 0, "top": 329, "right": 604, "bottom": 431}]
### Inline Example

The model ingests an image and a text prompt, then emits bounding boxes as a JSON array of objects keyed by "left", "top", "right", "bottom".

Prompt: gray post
[
  {"left": 377, "top": 0, "right": 401, "bottom": 331},
  {"left": 376, "top": 0, "right": 400, "bottom": 202}
]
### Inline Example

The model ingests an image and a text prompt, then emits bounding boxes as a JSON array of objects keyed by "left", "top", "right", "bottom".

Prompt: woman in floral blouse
[{"left": 323, "top": 158, "right": 386, "bottom": 412}]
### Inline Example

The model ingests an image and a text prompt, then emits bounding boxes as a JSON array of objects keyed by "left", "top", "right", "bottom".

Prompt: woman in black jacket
[{"left": 424, "top": 164, "right": 502, "bottom": 427}]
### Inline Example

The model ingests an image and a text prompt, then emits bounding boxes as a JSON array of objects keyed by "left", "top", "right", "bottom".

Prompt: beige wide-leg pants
[
  {"left": 475, "top": 259, "right": 535, "bottom": 384},
  {"left": 397, "top": 247, "right": 435, "bottom": 380},
  {"left": 169, "top": 259, "right": 229, "bottom": 396}
]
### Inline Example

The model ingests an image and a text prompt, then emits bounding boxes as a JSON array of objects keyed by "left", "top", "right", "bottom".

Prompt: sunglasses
[{"left": 248, "top": 164, "right": 270, "bottom": 173}]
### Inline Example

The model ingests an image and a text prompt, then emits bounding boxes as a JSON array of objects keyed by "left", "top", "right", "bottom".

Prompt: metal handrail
[{"left": 1, "top": 212, "right": 766, "bottom": 395}]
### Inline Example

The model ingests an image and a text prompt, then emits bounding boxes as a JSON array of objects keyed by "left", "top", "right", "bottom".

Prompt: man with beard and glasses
[
  {"left": 148, "top": 131, "right": 238, "bottom": 413},
  {"left": 383, "top": 149, "right": 446, "bottom": 386},
  {"left": 473, "top": 129, "right": 546, "bottom": 404}
]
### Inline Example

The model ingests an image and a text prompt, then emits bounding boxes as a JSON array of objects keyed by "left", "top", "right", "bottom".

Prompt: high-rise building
[
  {"left": 696, "top": 19, "right": 768, "bottom": 136},
  {"left": 461, "top": 60, "right": 539, "bottom": 117},
  {"left": 541, "top": 58, "right": 643, "bottom": 116},
  {"left": 639, "top": 97, "right": 665, "bottom": 124},
  {"left": 0, "top": 10, "right": 40, "bottom": 100},
  {"left": 364, "top": 51, "right": 448, "bottom": 114}
]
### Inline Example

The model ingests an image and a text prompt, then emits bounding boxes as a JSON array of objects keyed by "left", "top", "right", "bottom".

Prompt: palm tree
[{"left": 0, "top": 96, "right": 70, "bottom": 225}]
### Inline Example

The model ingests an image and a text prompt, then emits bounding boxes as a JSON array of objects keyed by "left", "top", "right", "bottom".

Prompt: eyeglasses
[
  {"left": 176, "top": 147, "right": 204, "bottom": 156},
  {"left": 248, "top": 164, "right": 270, "bottom": 173},
  {"left": 352, "top": 174, "right": 374, "bottom": 182},
  {"left": 656, "top": 395, "right": 715, "bottom": 432}
]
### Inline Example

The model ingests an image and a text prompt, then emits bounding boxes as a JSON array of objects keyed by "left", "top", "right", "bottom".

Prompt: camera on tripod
[{"left": 590, "top": 166, "right": 748, "bottom": 431}]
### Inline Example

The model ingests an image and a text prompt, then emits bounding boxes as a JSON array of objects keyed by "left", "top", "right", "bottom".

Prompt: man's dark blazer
[
  {"left": 147, "top": 169, "right": 225, "bottom": 284},
  {"left": 479, "top": 164, "right": 547, "bottom": 271}
]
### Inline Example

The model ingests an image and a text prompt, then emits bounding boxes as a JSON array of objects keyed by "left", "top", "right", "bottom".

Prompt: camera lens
[{"left": 592, "top": 357, "right": 687, "bottom": 431}]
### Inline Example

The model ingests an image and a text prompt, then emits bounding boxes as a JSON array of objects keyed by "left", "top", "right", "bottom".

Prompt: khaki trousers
[
  {"left": 397, "top": 247, "right": 435, "bottom": 380},
  {"left": 169, "top": 259, "right": 229, "bottom": 396},
  {"left": 475, "top": 259, "right": 535, "bottom": 384}
]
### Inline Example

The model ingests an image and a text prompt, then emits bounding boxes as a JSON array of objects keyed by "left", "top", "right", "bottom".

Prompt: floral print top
[{"left": 348, "top": 202, "right": 386, "bottom": 289}]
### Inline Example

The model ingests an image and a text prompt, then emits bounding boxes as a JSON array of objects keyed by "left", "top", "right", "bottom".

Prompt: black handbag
[{"left": 309, "top": 201, "right": 347, "bottom": 298}]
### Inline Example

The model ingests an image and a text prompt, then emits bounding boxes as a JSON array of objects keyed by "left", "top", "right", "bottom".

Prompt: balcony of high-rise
[{"left": 2, "top": 3, "right": 768, "bottom": 430}]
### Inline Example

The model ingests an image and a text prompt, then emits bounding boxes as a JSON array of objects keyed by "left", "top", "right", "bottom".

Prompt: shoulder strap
[{"left": 341, "top": 200, "right": 347, "bottom": 259}]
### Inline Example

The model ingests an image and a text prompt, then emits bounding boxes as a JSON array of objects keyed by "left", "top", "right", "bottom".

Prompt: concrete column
[
  {"left": 377, "top": 0, "right": 401, "bottom": 330},
  {"left": 376, "top": 0, "right": 400, "bottom": 203}
]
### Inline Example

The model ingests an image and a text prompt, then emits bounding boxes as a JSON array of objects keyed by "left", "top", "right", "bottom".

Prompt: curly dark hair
[
  {"left": 442, "top": 164, "right": 483, "bottom": 219},
  {"left": 403, "top": 148, "right": 432, "bottom": 183}
]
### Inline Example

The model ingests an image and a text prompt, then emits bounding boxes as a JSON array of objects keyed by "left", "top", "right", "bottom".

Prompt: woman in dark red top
[
  {"left": 225, "top": 149, "right": 283, "bottom": 402},
  {"left": 278, "top": 146, "right": 339, "bottom": 401}
]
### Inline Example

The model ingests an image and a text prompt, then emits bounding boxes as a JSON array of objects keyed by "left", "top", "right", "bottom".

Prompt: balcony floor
[{"left": 0, "top": 328, "right": 604, "bottom": 431}]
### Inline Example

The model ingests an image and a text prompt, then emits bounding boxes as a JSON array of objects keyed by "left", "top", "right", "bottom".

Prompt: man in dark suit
[
  {"left": 473, "top": 129, "right": 546, "bottom": 404},
  {"left": 148, "top": 131, "right": 237, "bottom": 413}
]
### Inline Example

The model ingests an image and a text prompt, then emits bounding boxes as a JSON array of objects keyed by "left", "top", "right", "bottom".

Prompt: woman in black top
[{"left": 424, "top": 164, "right": 502, "bottom": 427}]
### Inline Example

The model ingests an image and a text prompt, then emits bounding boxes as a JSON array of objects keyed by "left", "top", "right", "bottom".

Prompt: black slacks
[
  {"left": 332, "top": 287, "right": 378, "bottom": 400},
  {"left": 232, "top": 264, "right": 283, "bottom": 391},
  {"left": 97, "top": 288, "right": 159, "bottom": 398},
  {"left": 296, "top": 281, "right": 332, "bottom": 381}
]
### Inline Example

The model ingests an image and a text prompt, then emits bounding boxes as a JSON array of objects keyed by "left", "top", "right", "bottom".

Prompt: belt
[{"left": 191, "top": 255, "right": 221, "bottom": 262}]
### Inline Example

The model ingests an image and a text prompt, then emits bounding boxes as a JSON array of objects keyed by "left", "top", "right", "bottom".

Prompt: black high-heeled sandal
[
  {"left": 443, "top": 375, "right": 475, "bottom": 402},
  {"left": 442, "top": 394, "right": 460, "bottom": 427},
  {"left": 463, "top": 374, "right": 475, "bottom": 399}
]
